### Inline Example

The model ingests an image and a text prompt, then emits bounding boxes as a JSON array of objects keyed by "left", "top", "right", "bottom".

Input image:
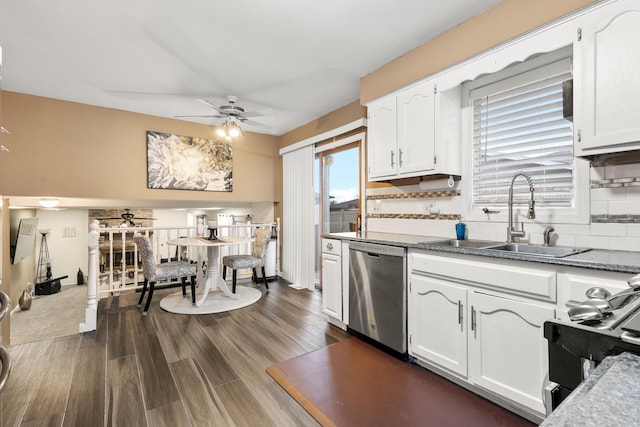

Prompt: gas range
[
  {"left": 544, "top": 275, "right": 640, "bottom": 413},
  {"left": 571, "top": 288, "right": 640, "bottom": 331}
]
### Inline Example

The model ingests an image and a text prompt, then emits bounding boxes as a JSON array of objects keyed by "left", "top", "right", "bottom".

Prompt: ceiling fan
[
  {"left": 174, "top": 95, "right": 273, "bottom": 130},
  {"left": 97, "top": 209, "right": 156, "bottom": 228}
]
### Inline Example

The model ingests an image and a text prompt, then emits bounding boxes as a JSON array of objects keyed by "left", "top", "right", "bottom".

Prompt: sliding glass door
[{"left": 314, "top": 142, "right": 361, "bottom": 288}]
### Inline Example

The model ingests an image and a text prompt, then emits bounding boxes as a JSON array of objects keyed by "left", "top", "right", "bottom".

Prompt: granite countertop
[
  {"left": 324, "top": 232, "right": 640, "bottom": 274},
  {"left": 540, "top": 352, "right": 640, "bottom": 427}
]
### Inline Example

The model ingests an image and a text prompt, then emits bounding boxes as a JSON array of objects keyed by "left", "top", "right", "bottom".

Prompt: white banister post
[
  {"left": 80, "top": 220, "right": 100, "bottom": 333},
  {"left": 276, "top": 217, "right": 281, "bottom": 277}
]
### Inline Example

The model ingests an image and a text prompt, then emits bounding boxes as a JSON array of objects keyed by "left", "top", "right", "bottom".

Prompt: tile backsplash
[{"left": 366, "top": 163, "right": 640, "bottom": 252}]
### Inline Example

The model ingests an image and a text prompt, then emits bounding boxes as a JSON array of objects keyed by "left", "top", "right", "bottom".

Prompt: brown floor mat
[{"left": 266, "top": 338, "right": 537, "bottom": 427}]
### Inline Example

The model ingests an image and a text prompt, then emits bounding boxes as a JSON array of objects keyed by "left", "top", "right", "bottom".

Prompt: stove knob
[
  {"left": 585, "top": 287, "right": 612, "bottom": 299},
  {"left": 628, "top": 274, "right": 640, "bottom": 289}
]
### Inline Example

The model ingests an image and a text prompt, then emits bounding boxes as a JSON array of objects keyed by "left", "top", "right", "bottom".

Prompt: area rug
[
  {"left": 266, "top": 338, "right": 535, "bottom": 427},
  {"left": 10, "top": 285, "right": 86, "bottom": 346},
  {"left": 159, "top": 285, "right": 262, "bottom": 314}
]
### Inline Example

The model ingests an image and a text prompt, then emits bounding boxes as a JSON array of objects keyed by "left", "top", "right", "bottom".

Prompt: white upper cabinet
[
  {"left": 396, "top": 80, "right": 436, "bottom": 175},
  {"left": 574, "top": 0, "right": 640, "bottom": 156},
  {"left": 367, "top": 95, "right": 398, "bottom": 179},
  {"left": 367, "top": 79, "right": 460, "bottom": 181}
]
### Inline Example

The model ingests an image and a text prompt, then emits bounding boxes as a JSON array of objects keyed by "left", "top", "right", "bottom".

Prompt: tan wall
[
  {"left": 278, "top": 101, "right": 366, "bottom": 149},
  {"left": 0, "top": 92, "right": 281, "bottom": 204},
  {"left": 360, "top": 0, "right": 599, "bottom": 104}
]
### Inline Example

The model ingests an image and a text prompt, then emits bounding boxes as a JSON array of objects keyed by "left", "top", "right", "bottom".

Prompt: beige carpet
[{"left": 10, "top": 285, "right": 86, "bottom": 346}]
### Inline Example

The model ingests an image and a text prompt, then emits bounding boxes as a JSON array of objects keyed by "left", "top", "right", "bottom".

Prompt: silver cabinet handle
[
  {"left": 458, "top": 301, "right": 463, "bottom": 325},
  {"left": 326, "top": 243, "right": 333, "bottom": 250},
  {"left": 398, "top": 148, "right": 403, "bottom": 167},
  {"left": 471, "top": 306, "right": 476, "bottom": 331},
  {"left": 390, "top": 150, "right": 395, "bottom": 168}
]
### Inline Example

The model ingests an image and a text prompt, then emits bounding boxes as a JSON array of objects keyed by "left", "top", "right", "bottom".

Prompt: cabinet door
[
  {"left": 576, "top": 0, "right": 640, "bottom": 154},
  {"left": 397, "top": 79, "right": 435, "bottom": 176},
  {"left": 321, "top": 253, "right": 342, "bottom": 320},
  {"left": 409, "top": 274, "right": 467, "bottom": 377},
  {"left": 468, "top": 292, "right": 554, "bottom": 416},
  {"left": 367, "top": 96, "right": 397, "bottom": 180}
]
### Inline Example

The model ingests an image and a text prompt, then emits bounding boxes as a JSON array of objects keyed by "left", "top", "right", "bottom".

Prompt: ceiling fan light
[
  {"left": 39, "top": 198, "right": 59, "bottom": 208},
  {"left": 228, "top": 125, "right": 242, "bottom": 138},
  {"left": 216, "top": 118, "right": 243, "bottom": 140}
]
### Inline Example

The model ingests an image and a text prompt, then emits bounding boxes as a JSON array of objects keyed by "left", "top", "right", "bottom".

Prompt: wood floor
[
  {"left": 0, "top": 279, "right": 349, "bottom": 427},
  {"left": 1, "top": 279, "right": 539, "bottom": 427}
]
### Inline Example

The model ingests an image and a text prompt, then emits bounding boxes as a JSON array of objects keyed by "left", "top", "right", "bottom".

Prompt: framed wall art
[{"left": 146, "top": 130, "right": 232, "bottom": 192}]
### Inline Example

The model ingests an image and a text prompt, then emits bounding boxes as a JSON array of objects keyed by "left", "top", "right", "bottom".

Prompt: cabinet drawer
[
  {"left": 321, "top": 238, "right": 342, "bottom": 256},
  {"left": 411, "top": 252, "right": 556, "bottom": 302}
]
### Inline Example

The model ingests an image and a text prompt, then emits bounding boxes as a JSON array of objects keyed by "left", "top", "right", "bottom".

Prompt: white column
[{"left": 80, "top": 220, "right": 99, "bottom": 332}]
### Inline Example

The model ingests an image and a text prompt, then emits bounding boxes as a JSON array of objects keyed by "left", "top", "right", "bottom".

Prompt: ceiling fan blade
[
  {"left": 239, "top": 109, "right": 275, "bottom": 118},
  {"left": 240, "top": 118, "right": 273, "bottom": 130},
  {"left": 174, "top": 114, "right": 225, "bottom": 118},
  {"left": 196, "top": 98, "right": 223, "bottom": 113}
]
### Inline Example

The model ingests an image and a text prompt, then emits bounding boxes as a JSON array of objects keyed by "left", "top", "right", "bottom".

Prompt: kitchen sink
[
  {"left": 483, "top": 243, "right": 591, "bottom": 258},
  {"left": 423, "top": 239, "right": 499, "bottom": 249}
]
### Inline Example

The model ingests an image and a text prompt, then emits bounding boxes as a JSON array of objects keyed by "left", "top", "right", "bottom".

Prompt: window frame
[{"left": 460, "top": 46, "right": 590, "bottom": 225}]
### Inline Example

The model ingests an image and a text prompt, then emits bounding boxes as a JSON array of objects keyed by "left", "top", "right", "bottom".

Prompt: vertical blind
[
  {"left": 282, "top": 145, "right": 316, "bottom": 289},
  {"left": 471, "top": 59, "right": 574, "bottom": 207}
]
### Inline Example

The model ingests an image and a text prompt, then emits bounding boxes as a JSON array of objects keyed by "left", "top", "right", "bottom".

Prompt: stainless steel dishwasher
[{"left": 348, "top": 241, "right": 407, "bottom": 354}]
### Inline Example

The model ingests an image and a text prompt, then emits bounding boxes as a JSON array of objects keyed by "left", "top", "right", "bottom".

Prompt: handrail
[
  {"left": 0, "top": 291, "right": 9, "bottom": 323},
  {"left": 0, "top": 346, "right": 11, "bottom": 393},
  {"left": 0, "top": 291, "right": 11, "bottom": 393}
]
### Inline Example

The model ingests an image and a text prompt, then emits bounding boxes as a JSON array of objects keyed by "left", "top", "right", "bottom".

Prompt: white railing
[{"left": 80, "top": 219, "right": 280, "bottom": 332}]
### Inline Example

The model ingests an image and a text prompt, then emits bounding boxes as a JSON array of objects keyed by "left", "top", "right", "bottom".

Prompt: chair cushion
[
  {"left": 222, "top": 255, "right": 263, "bottom": 270},
  {"left": 153, "top": 261, "right": 196, "bottom": 281}
]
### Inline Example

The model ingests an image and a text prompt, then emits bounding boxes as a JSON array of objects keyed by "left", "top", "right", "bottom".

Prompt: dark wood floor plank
[
  {"left": 146, "top": 400, "right": 190, "bottom": 427},
  {"left": 149, "top": 307, "right": 195, "bottom": 363},
  {"left": 214, "top": 379, "right": 273, "bottom": 427},
  {"left": 62, "top": 334, "right": 106, "bottom": 427},
  {"left": 106, "top": 355, "right": 147, "bottom": 427},
  {"left": 170, "top": 358, "right": 234, "bottom": 427},
  {"left": 106, "top": 311, "right": 136, "bottom": 360},
  {"left": 20, "top": 336, "right": 81, "bottom": 424},
  {"left": 1, "top": 340, "right": 52, "bottom": 426},
  {"left": 154, "top": 310, "right": 239, "bottom": 388},
  {"left": 20, "top": 413, "right": 63, "bottom": 427},
  {"left": 134, "top": 331, "right": 182, "bottom": 410}
]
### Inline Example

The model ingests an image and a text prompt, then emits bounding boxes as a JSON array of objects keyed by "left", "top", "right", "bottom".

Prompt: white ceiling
[
  {"left": 0, "top": 0, "right": 501, "bottom": 135},
  {"left": 0, "top": 0, "right": 501, "bottom": 209}
]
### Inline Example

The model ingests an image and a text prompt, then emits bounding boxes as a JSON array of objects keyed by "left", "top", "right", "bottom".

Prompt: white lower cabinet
[
  {"left": 468, "top": 292, "right": 554, "bottom": 416},
  {"left": 409, "top": 274, "right": 468, "bottom": 377},
  {"left": 408, "top": 250, "right": 556, "bottom": 420},
  {"left": 321, "top": 238, "right": 349, "bottom": 328},
  {"left": 321, "top": 252, "right": 342, "bottom": 319}
]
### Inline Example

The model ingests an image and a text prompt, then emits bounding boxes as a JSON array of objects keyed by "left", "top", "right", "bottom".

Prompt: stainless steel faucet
[
  {"left": 543, "top": 226, "right": 555, "bottom": 246},
  {"left": 507, "top": 172, "right": 536, "bottom": 243}
]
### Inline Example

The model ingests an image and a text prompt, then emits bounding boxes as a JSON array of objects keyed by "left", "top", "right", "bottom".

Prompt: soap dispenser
[{"left": 455, "top": 218, "right": 466, "bottom": 240}]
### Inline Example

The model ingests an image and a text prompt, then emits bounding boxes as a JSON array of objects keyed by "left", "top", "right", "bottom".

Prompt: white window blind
[
  {"left": 470, "top": 58, "right": 574, "bottom": 208},
  {"left": 282, "top": 145, "right": 316, "bottom": 290}
]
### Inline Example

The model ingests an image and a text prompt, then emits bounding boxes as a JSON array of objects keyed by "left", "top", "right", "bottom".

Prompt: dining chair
[
  {"left": 222, "top": 227, "right": 271, "bottom": 293},
  {"left": 133, "top": 233, "right": 197, "bottom": 315}
]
